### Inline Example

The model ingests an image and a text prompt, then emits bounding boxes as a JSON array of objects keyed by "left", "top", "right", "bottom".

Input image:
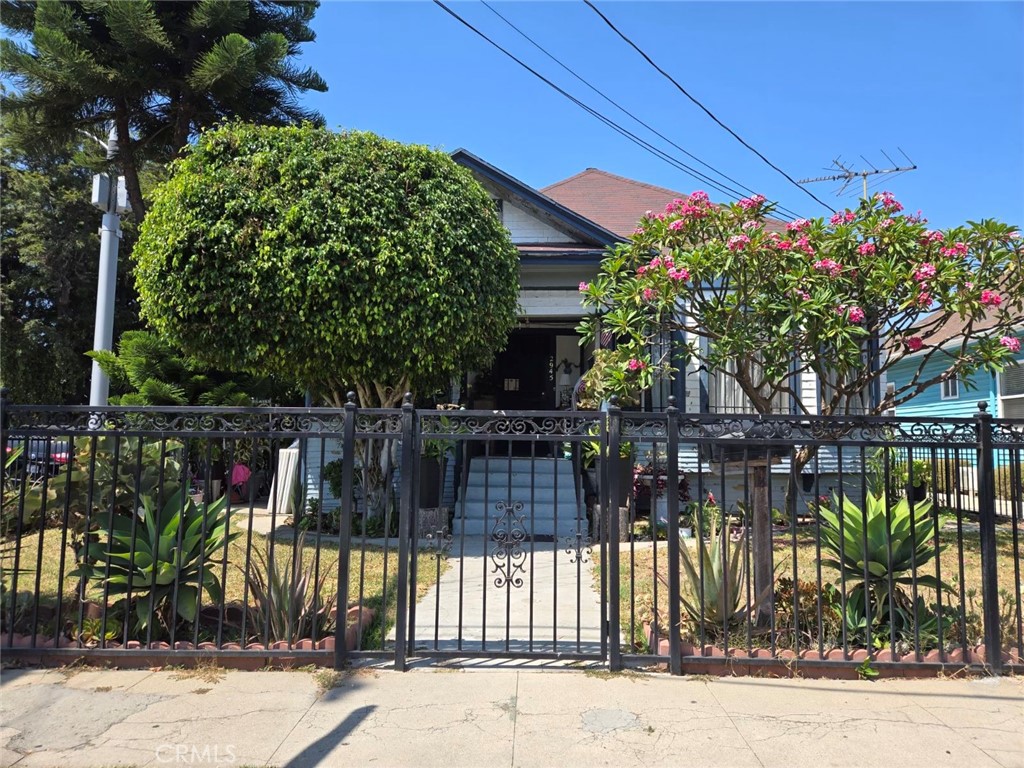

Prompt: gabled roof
[
  {"left": 451, "top": 149, "right": 622, "bottom": 249},
  {"left": 542, "top": 168, "right": 689, "bottom": 239},
  {"left": 542, "top": 167, "right": 787, "bottom": 237}
]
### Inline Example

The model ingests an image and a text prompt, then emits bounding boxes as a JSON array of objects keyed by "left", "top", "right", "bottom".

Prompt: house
[
  {"left": 888, "top": 313, "right": 1024, "bottom": 419},
  {"left": 306, "top": 153, "right": 868, "bottom": 532}
]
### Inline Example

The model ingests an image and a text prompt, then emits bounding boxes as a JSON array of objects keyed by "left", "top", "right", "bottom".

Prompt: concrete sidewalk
[{"left": 1, "top": 665, "right": 1021, "bottom": 768}]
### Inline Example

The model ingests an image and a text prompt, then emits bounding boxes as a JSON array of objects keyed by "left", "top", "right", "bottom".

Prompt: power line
[
  {"left": 584, "top": 0, "right": 836, "bottom": 213},
  {"left": 478, "top": 0, "right": 803, "bottom": 219},
  {"left": 433, "top": 0, "right": 804, "bottom": 218},
  {"left": 432, "top": 1, "right": 754, "bottom": 204}
]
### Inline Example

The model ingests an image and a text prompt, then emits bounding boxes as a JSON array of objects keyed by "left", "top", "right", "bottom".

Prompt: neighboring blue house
[{"left": 889, "top": 315, "right": 1024, "bottom": 419}]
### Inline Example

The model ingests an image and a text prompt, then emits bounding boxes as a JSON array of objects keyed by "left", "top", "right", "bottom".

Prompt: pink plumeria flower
[
  {"left": 642, "top": 287, "right": 657, "bottom": 302},
  {"left": 1000, "top": 336, "right": 1022, "bottom": 353},
  {"left": 742, "top": 220, "right": 759, "bottom": 230},
  {"left": 981, "top": 289, "right": 1002, "bottom": 307},
  {"left": 689, "top": 191, "right": 710, "bottom": 203},
  {"left": 737, "top": 194, "right": 766, "bottom": 210},
  {"left": 906, "top": 336, "right": 924, "bottom": 352},
  {"left": 879, "top": 218, "right": 894, "bottom": 228},
  {"left": 858, "top": 243, "right": 876, "bottom": 256},
  {"left": 627, "top": 358, "right": 646, "bottom": 372},
  {"left": 776, "top": 240, "right": 793, "bottom": 251},
  {"left": 917, "top": 291, "right": 933, "bottom": 307},
  {"left": 787, "top": 218, "right": 811, "bottom": 232},
  {"left": 914, "top": 263, "right": 937, "bottom": 282},
  {"left": 875, "top": 191, "right": 904, "bottom": 212},
  {"left": 578, "top": 282, "right": 589, "bottom": 292},
  {"left": 668, "top": 267, "right": 690, "bottom": 281},
  {"left": 847, "top": 306, "right": 866, "bottom": 323},
  {"left": 668, "top": 219, "right": 685, "bottom": 231},
  {"left": 727, "top": 234, "right": 751, "bottom": 251},
  {"left": 633, "top": 226, "right": 646, "bottom": 235},
  {"left": 813, "top": 258, "right": 842, "bottom": 277}
]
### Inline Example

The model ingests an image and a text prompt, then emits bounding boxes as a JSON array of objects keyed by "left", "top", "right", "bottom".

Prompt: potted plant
[
  {"left": 633, "top": 460, "right": 691, "bottom": 525},
  {"left": 420, "top": 435, "right": 453, "bottom": 509},
  {"left": 581, "top": 434, "right": 634, "bottom": 509}
]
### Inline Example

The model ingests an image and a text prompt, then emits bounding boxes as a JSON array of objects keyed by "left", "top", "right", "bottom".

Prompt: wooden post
[{"left": 752, "top": 464, "right": 772, "bottom": 623}]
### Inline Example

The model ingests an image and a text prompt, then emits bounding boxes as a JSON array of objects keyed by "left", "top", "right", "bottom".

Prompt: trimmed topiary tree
[{"left": 134, "top": 123, "right": 520, "bottom": 409}]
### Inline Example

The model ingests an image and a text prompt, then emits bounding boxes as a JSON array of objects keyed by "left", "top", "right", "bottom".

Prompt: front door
[{"left": 494, "top": 331, "right": 554, "bottom": 411}]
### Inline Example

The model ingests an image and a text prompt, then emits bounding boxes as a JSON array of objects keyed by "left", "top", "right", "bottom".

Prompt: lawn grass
[
  {"left": 1, "top": 518, "right": 445, "bottom": 649},
  {"left": 596, "top": 522, "right": 1022, "bottom": 653}
]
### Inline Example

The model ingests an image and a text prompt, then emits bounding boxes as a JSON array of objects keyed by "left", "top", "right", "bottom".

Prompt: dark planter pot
[
  {"left": 706, "top": 424, "right": 792, "bottom": 463},
  {"left": 910, "top": 482, "right": 928, "bottom": 503},
  {"left": 419, "top": 456, "right": 446, "bottom": 509},
  {"left": 610, "top": 457, "right": 634, "bottom": 509}
]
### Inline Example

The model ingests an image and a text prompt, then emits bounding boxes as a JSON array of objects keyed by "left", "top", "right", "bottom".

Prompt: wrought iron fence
[{"left": 1, "top": 390, "right": 1020, "bottom": 676}]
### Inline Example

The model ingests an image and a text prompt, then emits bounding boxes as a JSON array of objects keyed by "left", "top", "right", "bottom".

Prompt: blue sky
[{"left": 300, "top": 1, "right": 1023, "bottom": 229}]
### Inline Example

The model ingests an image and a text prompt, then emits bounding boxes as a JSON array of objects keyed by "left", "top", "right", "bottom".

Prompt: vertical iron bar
[
  {"left": 335, "top": 394, "right": 357, "bottom": 670},
  {"left": 975, "top": 402, "right": 1002, "bottom": 674},
  {"left": 393, "top": 394, "right": 415, "bottom": 671},
  {"left": 666, "top": 398, "right": 682, "bottom": 675},
  {"left": 607, "top": 396, "right": 623, "bottom": 671}
]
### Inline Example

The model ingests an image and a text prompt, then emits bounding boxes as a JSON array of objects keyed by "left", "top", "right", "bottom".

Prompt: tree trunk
[{"left": 114, "top": 109, "right": 147, "bottom": 225}]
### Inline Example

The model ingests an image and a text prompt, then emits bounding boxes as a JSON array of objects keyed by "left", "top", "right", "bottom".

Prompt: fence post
[
  {"left": 334, "top": 393, "right": 358, "bottom": 670},
  {"left": 393, "top": 393, "right": 416, "bottom": 671},
  {"left": 975, "top": 401, "right": 1003, "bottom": 675},
  {"left": 0, "top": 388, "right": 8, "bottom": 492},
  {"left": 666, "top": 396, "right": 682, "bottom": 675},
  {"left": 607, "top": 396, "right": 623, "bottom": 671}
]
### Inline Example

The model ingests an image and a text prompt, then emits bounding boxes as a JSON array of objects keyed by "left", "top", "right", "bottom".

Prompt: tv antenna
[{"left": 798, "top": 149, "right": 917, "bottom": 200}]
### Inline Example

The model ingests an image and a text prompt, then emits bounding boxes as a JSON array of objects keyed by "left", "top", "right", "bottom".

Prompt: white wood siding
[{"left": 503, "top": 200, "right": 578, "bottom": 244}]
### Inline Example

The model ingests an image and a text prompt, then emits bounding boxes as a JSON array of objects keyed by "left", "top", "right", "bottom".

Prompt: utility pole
[
  {"left": 88, "top": 125, "right": 131, "bottom": 407},
  {"left": 798, "top": 150, "right": 917, "bottom": 200}
]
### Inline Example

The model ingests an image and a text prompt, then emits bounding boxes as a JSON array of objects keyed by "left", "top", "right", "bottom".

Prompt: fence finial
[
  {"left": 667, "top": 395, "right": 677, "bottom": 410},
  {"left": 346, "top": 391, "right": 357, "bottom": 405},
  {"left": 977, "top": 400, "right": 989, "bottom": 413},
  {"left": 403, "top": 392, "right": 413, "bottom": 407}
]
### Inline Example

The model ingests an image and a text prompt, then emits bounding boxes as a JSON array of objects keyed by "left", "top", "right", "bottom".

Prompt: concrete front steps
[{"left": 452, "top": 456, "right": 587, "bottom": 539}]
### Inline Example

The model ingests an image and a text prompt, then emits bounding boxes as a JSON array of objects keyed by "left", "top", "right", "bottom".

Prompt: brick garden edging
[
  {"left": 647, "top": 634, "right": 1022, "bottom": 678},
  {"left": 0, "top": 606, "right": 376, "bottom": 671}
]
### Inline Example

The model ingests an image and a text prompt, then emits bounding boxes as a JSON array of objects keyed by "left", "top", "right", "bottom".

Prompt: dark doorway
[{"left": 494, "top": 330, "right": 555, "bottom": 411}]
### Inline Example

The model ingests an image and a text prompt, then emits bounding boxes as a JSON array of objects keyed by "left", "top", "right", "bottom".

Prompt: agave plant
[
  {"left": 244, "top": 532, "right": 337, "bottom": 643},
  {"left": 659, "top": 520, "right": 772, "bottom": 635},
  {"left": 75, "top": 490, "right": 239, "bottom": 633},
  {"left": 818, "top": 494, "right": 948, "bottom": 591}
]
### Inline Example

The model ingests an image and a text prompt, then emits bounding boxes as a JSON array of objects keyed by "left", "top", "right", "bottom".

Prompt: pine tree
[{"left": 1, "top": 0, "right": 328, "bottom": 224}]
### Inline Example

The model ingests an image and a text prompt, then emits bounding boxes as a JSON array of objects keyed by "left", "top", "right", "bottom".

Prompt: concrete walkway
[
  {"left": 1, "top": 666, "right": 1021, "bottom": 767},
  {"left": 391, "top": 538, "right": 608, "bottom": 655}
]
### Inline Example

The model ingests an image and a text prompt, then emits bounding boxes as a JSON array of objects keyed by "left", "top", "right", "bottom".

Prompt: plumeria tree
[
  {"left": 580, "top": 190, "right": 1022, "bottom": 417},
  {"left": 579, "top": 190, "right": 1022, "bottom": 613}
]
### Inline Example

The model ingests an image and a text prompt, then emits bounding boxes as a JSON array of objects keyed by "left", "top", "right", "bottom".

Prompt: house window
[
  {"left": 999, "top": 364, "right": 1024, "bottom": 418},
  {"left": 941, "top": 375, "right": 959, "bottom": 400},
  {"left": 707, "top": 359, "right": 790, "bottom": 414}
]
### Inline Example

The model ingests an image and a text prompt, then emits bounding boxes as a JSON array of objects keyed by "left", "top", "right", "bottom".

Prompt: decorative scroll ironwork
[
  {"left": 419, "top": 412, "right": 603, "bottom": 439},
  {"left": 3, "top": 406, "right": 348, "bottom": 436},
  {"left": 490, "top": 500, "right": 528, "bottom": 589},
  {"left": 993, "top": 420, "right": 1024, "bottom": 445},
  {"left": 671, "top": 414, "right": 981, "bottom": 447},
  {"left": 562, "top": 531, "right": 594, "bottom": 565},
  {"left": 426, "top": 527, "right": 453, "bottom": 560},
  {"left": 353, "top": 412, "right": 403, "bottom": 436}
]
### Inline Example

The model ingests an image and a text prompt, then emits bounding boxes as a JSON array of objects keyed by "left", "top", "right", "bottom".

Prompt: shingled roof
[{"left": 541, "top": 168, "right": 786, "bottom": 238}]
